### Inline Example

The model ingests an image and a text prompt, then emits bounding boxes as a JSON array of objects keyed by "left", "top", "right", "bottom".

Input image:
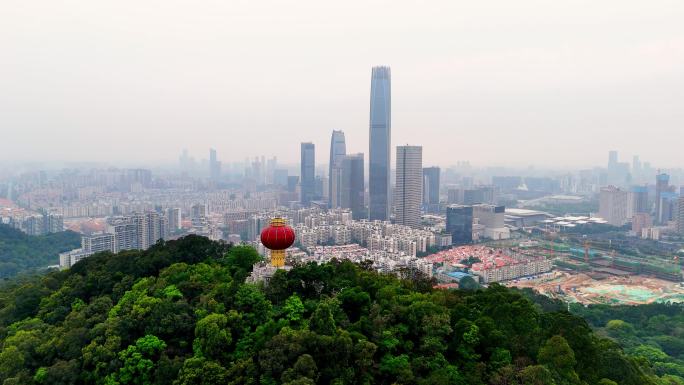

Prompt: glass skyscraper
[
  {"left": 446, "top": 205, "right": 473, "bottom": 245},
  {"left": 423, "top": 166, "right": 440, "bottom": 213},
  {"left": 341, "top": 153, "right": 365, "bottom": 220},
  {"left": 369, "top": 66, "right": 391, "bottom": 221},
  {"left": 328, "top": 130, "right": 346, "bottom": 208},
  {"left": 300, "top": 142, "right": 315, "bottom": 205}
]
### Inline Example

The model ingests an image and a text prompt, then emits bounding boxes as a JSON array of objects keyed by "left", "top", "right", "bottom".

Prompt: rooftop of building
[{"left": 505, "top": 208, "right": 552, "bottom": 217}]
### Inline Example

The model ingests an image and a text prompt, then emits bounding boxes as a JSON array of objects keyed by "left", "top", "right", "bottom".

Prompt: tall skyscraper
[
  {"left": 300, "top": 142, "right": 316, "bottom": 205},
  {"left": 369, "top": 66, "right": 391, "bottom": 221},
  {"left": 340, "top": 153, "right": 365, "bottom": 220},
  {"left": 395, "top": 146, "right": 422, "bottom": 228},
  {"left": 328, "top": 130, "right": 346, "bottom": 208},
  {"left": 209, "top": 148, "right": 221, "bottom": 180},
  {"left": 655, "top": 173, "right": 670, "bottom": 224},
  {"left": 423, "top": 167, "right": 440, "bottom": 213}
]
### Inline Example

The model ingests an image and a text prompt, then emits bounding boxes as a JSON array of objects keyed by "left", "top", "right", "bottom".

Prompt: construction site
[
  {"left": 509, "top": 237, "right": 684, "bottom": 305},
  {"left": 509, "top": 271, "right": 684, "bottom": 305}
]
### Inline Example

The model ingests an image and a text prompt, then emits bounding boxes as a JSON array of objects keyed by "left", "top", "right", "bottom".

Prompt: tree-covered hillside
[
  {"left": 573, "top": 302, "right": 684, "bottom": 384},
  {"left": 0, "top": 224, "right": 81, "bottom": 279},
  {"left": 0, "top": 235, "right": 675, "bottom": 384}
]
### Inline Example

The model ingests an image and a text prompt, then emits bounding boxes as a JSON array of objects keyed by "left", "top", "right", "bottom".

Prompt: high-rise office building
[
  {"left": 340, "top": 153, "right": 365, "bottom": 220},
  {"left": 656, "top": 173, "right": 670, "bottom": 224},
  {"left": 677, "top": 197, "right": 684, "bottom": 234},
  {"left": 631, "top": 185, "right": 649, "bottom": 214},
  {"left": 660, "top": 192, "right": 678, "bottom": 224},
  {"left": 315, "top": 175, "right": 327, "bottom": 201},
  {"left": 328, "top": 130, "right": 346, "bottom": 208},
  {"left": 369, "top": 66, "right": 391, "bottom": 221},
  {"left": 446, "top": 205, "right": 473, "bottom": 245},
  {"left": 166, "top": 207, "right": 182, "bottom": 231},
  {"left": 599, "top": 186, "right": 633, "bottom": 226},
  {"left": 300, "top": 142, "right": 316, "bottom": 205},
  {"left": 423, "top": 167, "right": 440, "bottom": 213},
  {"left": 395, "top": 146, "right": 422, "bottom": 228},
  {"left": 209, "top": 148, "right": 221, "bottom": 180}
]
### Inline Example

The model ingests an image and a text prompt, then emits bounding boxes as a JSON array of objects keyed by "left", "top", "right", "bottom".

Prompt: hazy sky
[{"left": 2, "top": 0, "right": 683, "bottom": 169}]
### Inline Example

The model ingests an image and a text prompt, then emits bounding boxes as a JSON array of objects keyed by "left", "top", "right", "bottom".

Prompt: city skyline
[{"left": 3, "top": 1, "right": 684, "bottom": 382}]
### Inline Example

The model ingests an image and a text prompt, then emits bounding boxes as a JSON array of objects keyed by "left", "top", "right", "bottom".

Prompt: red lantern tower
[{"left": 260, "top": 217, "right": 295, "bottom": 268}]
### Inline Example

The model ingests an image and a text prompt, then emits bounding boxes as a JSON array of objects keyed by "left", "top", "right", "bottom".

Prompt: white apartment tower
[
  {"left": 395, "top": 145, "right": 423, "bottom": 228},
  {"left": 599, "top": 186, "right": 633, "bottom": 226}
]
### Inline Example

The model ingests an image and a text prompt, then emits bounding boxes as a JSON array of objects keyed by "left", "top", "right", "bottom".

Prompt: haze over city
[
  {"left": 2, "top": 0, "right": 684, "bottom": 167},
  {"left": 6, "top": 1, "right": 684, "bottom": 384}
]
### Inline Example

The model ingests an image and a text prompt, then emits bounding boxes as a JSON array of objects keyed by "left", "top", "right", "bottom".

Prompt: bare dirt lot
[{"left": 507, "top": 271, "right": 684, "bottom": 305}]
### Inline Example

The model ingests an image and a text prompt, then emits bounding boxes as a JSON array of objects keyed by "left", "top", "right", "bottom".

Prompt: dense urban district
[
  {"left": 2, "top": 150, "right": 684, "bottom": 307},
  {"left": 2, "top": 67, "right": 684, "bottom": 384}
]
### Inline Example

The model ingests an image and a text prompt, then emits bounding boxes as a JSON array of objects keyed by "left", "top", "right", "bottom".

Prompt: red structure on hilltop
[{"left": 260, "top": 217, "right": 295, "bottom": 268}]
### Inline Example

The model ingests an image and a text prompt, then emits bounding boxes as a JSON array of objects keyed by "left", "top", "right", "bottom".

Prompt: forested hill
[
  {"left": 0, "top": 235, "right": 675, "bottom": 385},
  {"left": 0, "top": 224, "right": 81, "bottom": 278}
]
